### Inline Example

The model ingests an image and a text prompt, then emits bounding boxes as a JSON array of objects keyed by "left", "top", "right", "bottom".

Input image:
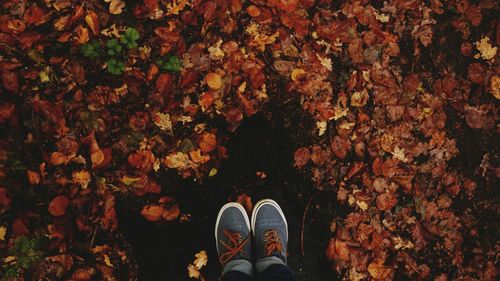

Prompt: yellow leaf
[
  {"left": 154, "top": 112, "right": 173, "bottom": 132},
  {"left": 167, "top": 0, "right": 191, "bottom": 15},
  {"left": 164, "top": 152, "right": 196, "bottom": 170},
  {"left": 193, "top": 250, "right": 208, "bottom": 270},
  {"left": 104, "top": 254, "right": 114, "bottom": 267},
  {"left": 4, "top": 256, "right": 16, "bottom": 264},
  {"left": 105, "top": 0, "right": 125, "bottom": 15},
  {"left": 316, "top": 121, "right": 327, "bottom": 136},
  {"left": 121, "top": 175, "right": 142, "bottom": 186},
  {"left": 187, "top": 263, "right": 200, "bottom": 279},
  {"left": 39, "top": 66, "right": 51, "bottom": 83},
  {"left": 291, "top": 68, "right": 306, "bottom": 81},
  {"left": 209, "top": 168, "right": 218, "bottom": 177},
  {"left": 72, "top": 170, "right": 91, "bottom": 189},
  {"left": 490, "top": 75, "right": 500, "bottom": 99},
  {"left": 0, "top": 226, "right": 6, "bottom": 241},
  {"left": 474, "top": 36, "right": 497, "bottom": 60}
]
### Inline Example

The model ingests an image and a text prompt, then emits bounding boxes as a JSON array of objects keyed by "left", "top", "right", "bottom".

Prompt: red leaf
[
  {"left": 1, "top": 71, "right": 19, "bottom": 92},
  {"left": 156, "top": 73, "right": 174, "bottom": 95},
  {"left": 48, "top": 195, "right": 70, "bottom": 216},
  {"left": 24, "top": 4, "right": 47, "bottom": 26}
]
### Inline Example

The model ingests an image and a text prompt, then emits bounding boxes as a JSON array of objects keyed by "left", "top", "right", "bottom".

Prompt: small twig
[
  {"left": 301, "top": 193, "right": 316, "bottom": 259},
  {"left": 89, "top": 228, "right": 97, "bottom": 251}
]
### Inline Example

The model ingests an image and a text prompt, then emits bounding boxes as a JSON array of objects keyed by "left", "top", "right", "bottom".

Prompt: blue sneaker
[
  {"left": 251, "top": 199, "right": 289, "bottom": 273},
  {"left": 215, "top": 202, "right": 253, "bottom": 276}
]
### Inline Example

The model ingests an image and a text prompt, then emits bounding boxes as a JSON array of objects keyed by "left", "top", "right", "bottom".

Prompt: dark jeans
[{"left": 221, "top": 264, "right": 297, "bottom": 281}]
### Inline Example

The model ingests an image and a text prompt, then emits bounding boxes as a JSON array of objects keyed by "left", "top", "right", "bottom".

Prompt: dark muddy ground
[{"left": 117, "top": 111, "right": 341, "bottom": 281}]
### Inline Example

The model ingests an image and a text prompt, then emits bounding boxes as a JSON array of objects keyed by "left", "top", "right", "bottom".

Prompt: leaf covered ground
[{"left": 0, "top": 0, "right": 499, "bottom": 280}]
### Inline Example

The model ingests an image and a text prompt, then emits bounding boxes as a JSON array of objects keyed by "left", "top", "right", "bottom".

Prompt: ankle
[
  {"left": 255, "top": 256, "right": 286, "bottom": 273},
  {"left": 222, "top": 259, "right": 253, "bottom": 276}
]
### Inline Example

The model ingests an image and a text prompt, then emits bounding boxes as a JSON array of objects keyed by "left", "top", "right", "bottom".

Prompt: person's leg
[
  {"left": 220, "top": 269, "right": 253, "bottom": 281},
  {"left": 251, "top": 199, "right": 297, "bottom": 281},
  {"left": 215, "top": 202, "right": 254, "bottom": 280},
  {"left": 258, "top": 264, "right": 296, "bottom": 281}
]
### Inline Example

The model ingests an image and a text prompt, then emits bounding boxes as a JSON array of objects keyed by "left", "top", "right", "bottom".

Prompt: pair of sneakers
[{"left": 215, "top": 199, "right": 288, "bottom": 276}]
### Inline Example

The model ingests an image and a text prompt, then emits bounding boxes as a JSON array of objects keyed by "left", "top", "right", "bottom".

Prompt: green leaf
[
  {"left": 106, "top": 39, "right": 122, "bottom": 56},
  {"left": 106, "top": 59, "right": 125, "bottom": 75},
  {"left": 159, "top": 56, "right": 183, "bottom": 73},
  {"left": 125, "top": 27, "right": 140, "bottom": 41},
  {"left": 80, "top": 41, "right": 101, "bottom": 58},
  {"left": 120, "top": 27, "right": 140, "bottom": 49}
]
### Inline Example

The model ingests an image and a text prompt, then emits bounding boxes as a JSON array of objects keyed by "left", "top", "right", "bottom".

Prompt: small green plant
[
  {"left": 156, "top": 55, "right": 183, "bottom": 73},
  {"left": 106, "top": 39, "right": 122, "bottom": 56},
  {"left": 2, "top": 236, "right": 45, "bottom": 278},
  {"left": 80, "top": 41, "right": 101, "bottom": 58},
  {"left": 106, "top": 58, "right": 125, "bottom": 75},
  {"left": 120, "top": 27, "right": 140, "bottom": 49}
]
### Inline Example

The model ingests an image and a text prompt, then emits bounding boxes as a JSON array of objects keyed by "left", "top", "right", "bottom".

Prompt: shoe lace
[
  {"left": 264, "top": 230, "right": 283, "bottom": 256},
  {"left": 219, "top": 229, "right": 249, "bottom": 265}
]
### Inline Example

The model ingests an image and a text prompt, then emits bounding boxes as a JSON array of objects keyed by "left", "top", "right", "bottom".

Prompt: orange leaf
[
  {"left": 162, "top": 204, "right": 180, "bottom": 221},
  {"left": 141, "top": 205, "right": 163, "bottom": 221},
  {"left": 49, "top": 195, "right": 70, "bottom": 216},
  {"left": 199, "top": 132, "right": 217, "bottom": 153},
  {"left": 50, "top": 152, "right": 74, "bottom": 166},
  {"left": 205, "top": 72, "right": 222, "bottom": 90},
  {"left": 27, "top": 170, "right": 40, "bottom": 185},
  {"left": 236, "top": 194, "right": 253, "bottom": 215}
]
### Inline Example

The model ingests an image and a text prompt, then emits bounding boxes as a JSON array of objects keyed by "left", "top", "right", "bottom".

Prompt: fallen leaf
[
  {"left": 489, "top": 75, "right": 500, "bottom": 99},
  {"left": 49, "top": 195, "right": 70, "bottom": 216},
  {"left": 205, "top": 72, "right": 222, "bottom": 90},
  {"left": 154, "top": 112, "right": 173, "bottom": 133},
  {"left": 105, "top": 0, "right": 125, "bottom": 15},
  {"left": 193, "top": 250, "right": 208, "bottom": 269},
  {"left": 367, "top": 259, "right": 392, "bottom": 279},
  {"left": 187, "top": 263, "right": 200, "bottom": 279},
  {"left": 199, "top": 132, "right": 217, "bottom": 153},
  {"left": 72, "top": 170, "right": 91, "bottom": 189},
  {"left": 474, "top": 36, "right": 497, "bottom": 60},
  {"left": 236, "top": 194, "right": 253, "bottom": 215},
  {"left": 140, "top": 204, "right": 163, "bottom": 221},
  {"left": 0, "top": 226, "right": 6, "bottom": 241},
  {"left": 27, "top": 170, "right": 41, "bottom": 185}
]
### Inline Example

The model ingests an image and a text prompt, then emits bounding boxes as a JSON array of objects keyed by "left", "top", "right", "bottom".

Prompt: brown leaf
[
  {"left": 330, "top": 136, "right": 352, "bottom": 159},
  {"left": 376, "top": 192, "right": 398, "bottom": 211},
  {"left": 294, "top": 147, "right": 311, "bottom": 168},
  {"left": 49, "top": 195, "right": 70, "bottom": 216}
]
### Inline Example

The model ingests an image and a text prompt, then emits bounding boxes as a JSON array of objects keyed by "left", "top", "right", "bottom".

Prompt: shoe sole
[
  {"left": 251, "top": 199, "right": 288, "bottom": 241},
  {"left": 214, "top": 202, "right": 250, "bottom": 251}
]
